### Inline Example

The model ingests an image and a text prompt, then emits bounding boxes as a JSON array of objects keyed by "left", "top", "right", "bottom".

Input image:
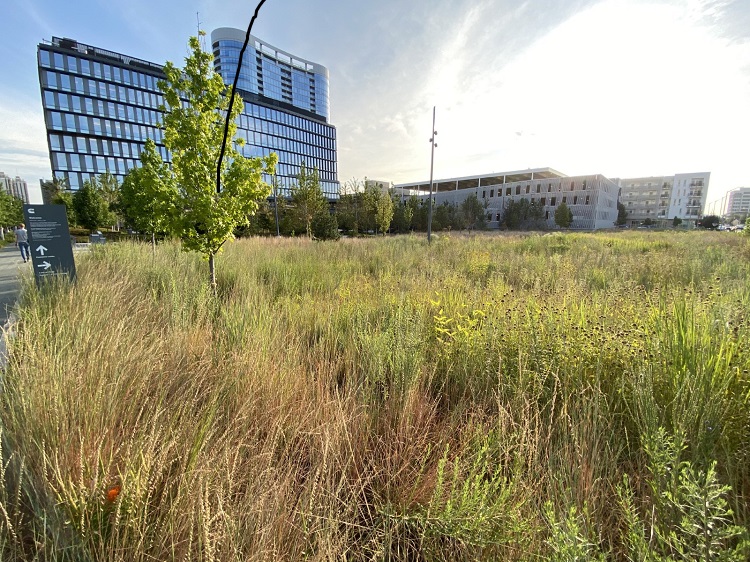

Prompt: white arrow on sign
[
  {"left": 37, "top": 261, "right": 52, "bottom": 271},
  {"left": 36, "top": 245, "right": 48, "bottom": 256}
]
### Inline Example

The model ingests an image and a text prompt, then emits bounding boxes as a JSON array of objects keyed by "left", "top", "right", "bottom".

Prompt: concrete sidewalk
[
  {"left": 0, "top": 244, "right": 31, "bottom": 326},
  {"left": 0, "top": 244, "right": 32, "bottom": 372}
]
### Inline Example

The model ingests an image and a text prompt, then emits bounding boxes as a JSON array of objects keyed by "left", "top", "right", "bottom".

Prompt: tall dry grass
[{"left": 1, "top": 231, "right": 748, "bottom": 560}]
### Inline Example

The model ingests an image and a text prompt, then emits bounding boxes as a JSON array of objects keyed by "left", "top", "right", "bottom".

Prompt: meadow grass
[{"left": 1, "top": 231, "right": 749, "bottom": 560}]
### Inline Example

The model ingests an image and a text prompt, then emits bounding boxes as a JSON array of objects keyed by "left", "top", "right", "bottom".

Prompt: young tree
[
  {"left": 697, "top": 215, "right": 720, "bottom": 229},
  {"left": 289, "top": 162, "right": 326, "bottom": 237},
  {"left": 391, "top": 197, "right": 414, "bottom": 233},
  {"left": 411, "top": 196, "right": 428, "bottom": 231},
  {"left": 119, "top": 139, "right": 177, "bottom": 250},
  {"left": 375, "top": 189, "right": 394, "bottom": 235},
  {"left": 73, "top": 180, "right": 109, "bottom": 231},
  {"left": 554, "top": 201, "right": 574, "bottom": 228},
  {"left": 672, "top": 216, "right": 683, "bottom": 228},
  {"left": 432, "top": 202, "right": 450, "bottom": 231},
  {"left": 40, "top": 176, "right": 69, "bottom": 205},
  {"left": 461, "top": 193, "right": 487, "bottom": 230},
  {"left": 616, "top": 202, "right": 628, "bottom": 226},
  {"left": 0, "top": 191, "right": 24, "bottom": 229},
  {"left": 311, "top": 209, "right": 339, "bottom": 240},
  {"left": 54, "top": 190, "right": 77, "bottom": 228},
  {"left": 502, "top": 199, "right": 543, "bottom": 230},
  {"left": 159, "top": 34, "right": 277, "bottom": 291},
  {"left": 96, "top": 172, "right": 121, "bottom": 230}
]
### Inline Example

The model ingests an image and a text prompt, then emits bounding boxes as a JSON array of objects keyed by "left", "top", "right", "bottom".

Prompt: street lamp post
[
  {"left": 273, "top": 175, "right": 281, "bottom": 237},
  {"left": 427, "top": 107, "right": 437, "bottom": 245}
]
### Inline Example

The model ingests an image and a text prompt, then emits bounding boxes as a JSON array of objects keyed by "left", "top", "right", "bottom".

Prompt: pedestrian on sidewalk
[{"left": 15, "top": 224, "right": 30, "bottom": 263}]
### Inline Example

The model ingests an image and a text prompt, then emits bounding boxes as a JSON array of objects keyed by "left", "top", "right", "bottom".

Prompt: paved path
[{"left": 0, "top": 244, "right": 30, "bottom": 326}]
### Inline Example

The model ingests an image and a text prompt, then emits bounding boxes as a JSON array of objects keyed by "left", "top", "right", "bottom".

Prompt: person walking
[{"left": 15, "top": 223, "right": 30, "bottom": 263}]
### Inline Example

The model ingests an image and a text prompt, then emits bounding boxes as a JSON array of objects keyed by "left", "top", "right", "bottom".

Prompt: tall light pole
[
  {"left": 273, "top": 175, "right": 281, "bottom": 237},
  {"left": 427, "top": 107, "right": 437, "bottom": 244}
]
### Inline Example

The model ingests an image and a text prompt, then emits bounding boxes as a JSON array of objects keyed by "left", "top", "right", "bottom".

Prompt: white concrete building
[
  {"left": 617, "top": 172, "right": 710, "bottom": 227},
  {"left": 394, "top": 167, "right": 620, "bottom": 230},
  {"left": 0, "top": 172, "right": 30, "bottom": 203},
  {"left": 725, "top": 187, "right": 750, "bottom": 219}
]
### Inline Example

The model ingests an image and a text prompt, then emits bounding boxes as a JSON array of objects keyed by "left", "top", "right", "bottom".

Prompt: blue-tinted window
[{"left": 40, "top": 50, "right": 50, "bottom": 67}]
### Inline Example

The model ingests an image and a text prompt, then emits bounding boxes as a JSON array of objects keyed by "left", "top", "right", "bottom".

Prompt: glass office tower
[
  {"left": 38, "top": 37, "right": 168, "bottom": 191},
  {"left": 211, "top": 28, "right": 337, "bottom": 198},
  {"left": 38, "top": 33, "right": 339, "bottom": 198}
]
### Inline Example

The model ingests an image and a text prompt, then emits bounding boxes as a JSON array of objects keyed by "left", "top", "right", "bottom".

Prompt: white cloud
[
  {"left": 0, "top": 105, "right": 50, "bottom": 182},
  {"left": 377, "top": 0, "right": 750, "bottom": 201}
]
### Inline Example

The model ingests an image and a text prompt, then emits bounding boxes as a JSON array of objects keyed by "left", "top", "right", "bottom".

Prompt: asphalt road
[{"left": 0, "top": 244, "right": 30, "bottom": 326}]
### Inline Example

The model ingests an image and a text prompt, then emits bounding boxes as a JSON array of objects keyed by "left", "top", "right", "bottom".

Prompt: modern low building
[
  {"left": 725, "top": 187, "right": 750, "bottom": 220},
  {"left": 616, "top": 172, "right": 710, "bottom": 227},
  {"left": 394, "top": 168, "right": 620, "bottom": 230},
  {"left": 37, "top": 32, "right": 338, "bottom": 198},
  {"left": 0, "top": 172, "right": 30, "bottom": 202}
]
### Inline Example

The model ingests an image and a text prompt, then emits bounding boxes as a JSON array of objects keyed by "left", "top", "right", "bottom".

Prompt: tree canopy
[
  {"left": 72, "top": 179, "right": 110, "bottom": 231},
  {"left": 158, "top": 34, "right": 277, "bottom": 289},
  {"left": 119, "top": 139, "right": 178, "bottom": 246},
  {"left": 554, "top": 202, "right": 574, "bottom": 228},
  {"left": 503, "top": 199, "right": 544, "bottom": 230},
  {"left": 289, "top": 163, "right": 326, "bottom": 238},
  {"left": 616, "top": 202, "right": 628, "bottom": 226},
  {"left": 698, "top": 215, "right": 721, "bottom": 229}
]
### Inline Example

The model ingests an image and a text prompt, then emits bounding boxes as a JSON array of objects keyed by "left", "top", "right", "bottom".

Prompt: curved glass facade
[{"left": 211, "top": 28, "right": 330, "bottom": 120}]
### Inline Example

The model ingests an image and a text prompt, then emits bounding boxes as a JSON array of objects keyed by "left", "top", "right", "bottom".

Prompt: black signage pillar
[{"left": 23, "top": 204, "right": 77, "bottom": 285}]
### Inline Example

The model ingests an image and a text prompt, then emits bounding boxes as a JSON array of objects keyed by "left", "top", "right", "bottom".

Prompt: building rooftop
[
  {"left": 43, "top": 37, "right": 164, "bottom": 73},
  {"left": 394, "top": 167, "right": 568, "bottom": 193}
]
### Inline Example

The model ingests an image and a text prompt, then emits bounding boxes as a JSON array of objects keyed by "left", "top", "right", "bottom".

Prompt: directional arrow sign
[{"left": 23, "top": 204, "right": 77, "bottom": 286}]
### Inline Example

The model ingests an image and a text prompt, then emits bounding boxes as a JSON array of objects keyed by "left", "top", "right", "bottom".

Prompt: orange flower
[{"left": 107, "top": 485, "right": 121, "bottom": 502}]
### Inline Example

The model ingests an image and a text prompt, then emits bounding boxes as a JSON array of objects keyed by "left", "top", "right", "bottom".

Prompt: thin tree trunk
[
  {"left": 209, "top": 252, "right": 217, "bottom": 296},
  {"left": 151, "top": 231, "right": 156, "bottom": 258}
]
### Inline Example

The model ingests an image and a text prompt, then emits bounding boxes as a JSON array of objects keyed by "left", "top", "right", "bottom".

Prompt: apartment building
[
  {"left": 725, "top": 187, "right": 750, "bottom": 219},
  {"left": 0, "top": 172, "right": 30, "bottom": 203},
  {"left": 616, "top": 172, "right": 710, "bottom": 227}
]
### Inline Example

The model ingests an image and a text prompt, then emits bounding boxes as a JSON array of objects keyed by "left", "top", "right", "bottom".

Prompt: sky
[{"left": 1, "top": 0, "right": 749, "bottom": 208}]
